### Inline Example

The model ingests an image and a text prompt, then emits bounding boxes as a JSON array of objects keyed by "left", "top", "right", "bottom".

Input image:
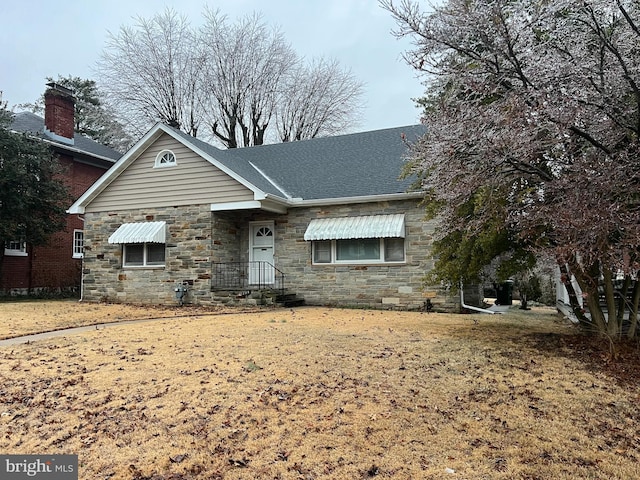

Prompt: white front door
[{"left": 249, "top": 222, "right": 275, "bottom": 285}]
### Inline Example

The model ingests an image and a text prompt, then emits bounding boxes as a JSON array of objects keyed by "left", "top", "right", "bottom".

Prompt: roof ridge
[{"left": 248, "top": 161, "right": 291, "bottom": 199}]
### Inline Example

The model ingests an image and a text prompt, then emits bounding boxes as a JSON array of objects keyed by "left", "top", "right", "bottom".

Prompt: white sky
[{"left": 0, "top": 0, "right": 429, "bottom": 134}]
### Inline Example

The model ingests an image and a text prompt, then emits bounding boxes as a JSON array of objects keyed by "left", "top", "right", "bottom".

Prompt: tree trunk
[
  {"left": 519, "top": 292, "right": 529, "bottom": 310},
  {"left": 557, "top": 261, "right": 590, "bottom": 326},
  {"left": 571, "top": 261, "right": 607, "bottom": 334},
  {"left": 602, "top": 267, "right": 620, "bottom": 338},
  {"left": 583, "top": 287, "right": 607, "bottom": 334}
]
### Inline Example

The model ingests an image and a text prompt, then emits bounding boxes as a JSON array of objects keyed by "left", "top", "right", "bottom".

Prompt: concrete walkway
[{"left": 0, "top": 315, "right": 187, "bottom": 347}]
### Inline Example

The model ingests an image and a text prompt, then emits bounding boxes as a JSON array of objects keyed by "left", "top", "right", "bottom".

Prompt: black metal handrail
[{"left": 212, "top": 261, "right": 285, "bottom": 293}]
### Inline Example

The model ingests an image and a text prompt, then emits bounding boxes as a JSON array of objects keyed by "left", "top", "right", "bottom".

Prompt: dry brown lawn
[
  {"left": 0, "top": 301, "right": 639, "bottom": 479},
  {"left": 0, "top": 300, "right": 246, "bottom": 340}
]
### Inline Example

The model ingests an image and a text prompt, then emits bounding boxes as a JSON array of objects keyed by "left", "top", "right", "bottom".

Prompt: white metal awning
[
  {"left": 108, "top": 221, "right": 166, "bottom": 244},
  {"left": 304, "top": 214, "right": 405, "bottom": 241}
]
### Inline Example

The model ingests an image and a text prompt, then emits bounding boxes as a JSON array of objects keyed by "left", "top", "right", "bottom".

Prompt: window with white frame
[
  {"left": 305, "top": 214, "right": 407, "bottom": 265},
  {"left": 73, "top": 230, "right": 84, "bottom": 258},
  {"left": 123, "top": 243, "right": 166, "bottom": 267},
  {"left": 4, "top": 238, "right": 27, "bottom": 256},
  {"left": 312, "top": 237, "right": 405, "bottom": 264},
  {"left": 154, "top": 149, "right": 177, "bottom": 168}
]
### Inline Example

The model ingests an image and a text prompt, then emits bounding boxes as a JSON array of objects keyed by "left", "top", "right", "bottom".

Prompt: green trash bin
[{"left": 495, "top": 280, "right": 514, "bottom": 306}]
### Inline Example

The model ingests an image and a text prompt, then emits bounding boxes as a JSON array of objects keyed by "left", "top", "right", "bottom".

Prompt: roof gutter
[
  {"left": 14, "top": 130, "right": 119, "bottom": 164},
  {"left": 209, "top": 191, "right": 423, "bottom": 214},
  {"left": 286, "top": 191, "right": 424, "bottom": 207}
]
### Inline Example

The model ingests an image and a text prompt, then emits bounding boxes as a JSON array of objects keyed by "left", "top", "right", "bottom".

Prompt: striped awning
[
  {"left": 304, "top": 214, "right": 405, "bottom": 241},
  {"left": 108, "top": 221, "right": 166, "bottom": 244}
]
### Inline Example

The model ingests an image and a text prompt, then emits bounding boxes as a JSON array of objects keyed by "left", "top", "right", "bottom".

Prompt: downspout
[
  {"left": 460, "top": 280, "right": 497, "bottom": 315},
  {"left": 78, "top": 215, "right": 84, "bottom": 302},
  {"left": 79, "top": 258, "right": 84, "bottom": 302}
]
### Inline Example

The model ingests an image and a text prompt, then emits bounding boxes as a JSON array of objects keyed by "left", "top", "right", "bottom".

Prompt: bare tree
[
  {"left": 277, "top": 58, "right": 364, "bottom": 142},
  {"left": 382, "top": 0, "right": 640, "bottom": 340},
  {"left": 198, "top": 10, "right": 297, "bottom": 148},
  {"left": 97, "top": 8, "right": 364, "bottom": 148},
  {"left": 97, "top": 8, "right": 203, "bottom": 138}
]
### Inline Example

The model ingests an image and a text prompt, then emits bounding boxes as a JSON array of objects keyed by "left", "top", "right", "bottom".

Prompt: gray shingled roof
[
  {"left": 10, "top": 111, "right": 122, "bottom": 162},
  {"left": 172, "top": 125, "right": 426, "bottom": 201},
  {"left": 168, "top": 128, "right": 286, "bottom": 198}
]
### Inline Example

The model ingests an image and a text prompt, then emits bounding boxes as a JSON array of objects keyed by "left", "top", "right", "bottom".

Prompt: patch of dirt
[{"left": 528, "top": 331, "right": 640, "bottom": 388}]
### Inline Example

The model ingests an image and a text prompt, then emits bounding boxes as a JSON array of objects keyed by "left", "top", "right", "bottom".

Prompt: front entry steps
[
  {"left": 210, "top": 288, "right": 305, "bottom": 307},
  {"left": 275, "top": 293, "right": 305, "bottom": 308}
]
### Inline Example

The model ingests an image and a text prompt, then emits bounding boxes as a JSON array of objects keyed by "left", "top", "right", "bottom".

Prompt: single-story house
[
  {"left": 68, "top": 122, "right": 464, "bottom": 310},
  {"left": 2, "top": 83, "right": 121, "bottom": 294}
]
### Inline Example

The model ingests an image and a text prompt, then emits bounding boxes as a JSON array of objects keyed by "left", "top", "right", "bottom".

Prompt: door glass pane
[
  {"left": 124, "top": 244, "right": 143, "bottom": 265},
  {"left": 336, "top": 238, "right": 380, "bottom": 261},
  {"left": 384, "top": 238, "right": 405, "bottom": 262},
  {"left": 147, "top": 244, "right": 166, "bottom": 265},
  {"left": 254, "top": 226, "right": 273, "bottom": 246}
]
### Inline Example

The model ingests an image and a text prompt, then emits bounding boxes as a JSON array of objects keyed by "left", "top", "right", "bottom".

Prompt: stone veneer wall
[
  {"left": 83, "top": 200, "right": 458, "bottom": 310},
  {"left": 282, "top": 200, "right": 449, "bottom": 309},
  {"left": 225, "top": 199, "right": 455, "bottom": 310},
  {"left": 82, "top": 205, "right": 214, "bottom": 305}
]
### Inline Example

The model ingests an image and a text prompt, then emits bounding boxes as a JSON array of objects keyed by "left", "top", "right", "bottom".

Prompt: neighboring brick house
[
  {"left": 2, "top": 83, "right": 122, "bottom": 294},
  {"left": 68, "top": 122, "right": 465, "bottom": 310}
]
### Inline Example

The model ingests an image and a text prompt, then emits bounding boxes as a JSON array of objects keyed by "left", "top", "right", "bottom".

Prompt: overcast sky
[{"left": 0, "top": 0, "right": 429, "bottom": 135}]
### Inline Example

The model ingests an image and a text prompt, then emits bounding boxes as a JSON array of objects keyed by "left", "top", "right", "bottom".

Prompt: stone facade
[
  {"left": 82, "top": 199, "right": 458, "bottom": 310},
  {"left": 273, "top": 200, "right": 443, "bottom": 310},
  {"left": 82, "top": 204, "right": 214, "bottom": 305}
]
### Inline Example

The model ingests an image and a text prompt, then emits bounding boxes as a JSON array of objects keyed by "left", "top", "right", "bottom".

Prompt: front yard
[{"left": 0, "top": 302, "right": 638, "bottom": 479}]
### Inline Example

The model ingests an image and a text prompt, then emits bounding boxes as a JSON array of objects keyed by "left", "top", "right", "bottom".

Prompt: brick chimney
[{"left": 44, "top": 82, "right": 75, "bottom": 145}]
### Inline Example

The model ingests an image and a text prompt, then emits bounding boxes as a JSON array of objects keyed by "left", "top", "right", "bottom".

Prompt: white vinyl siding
[{"left": 86, "top": 133, "right": 254, "bottom": 212}]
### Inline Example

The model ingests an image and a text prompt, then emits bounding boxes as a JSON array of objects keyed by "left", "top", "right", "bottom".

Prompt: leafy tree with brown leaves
[{"left": 382, "top": 0, "right": 640, "bottom": 340}]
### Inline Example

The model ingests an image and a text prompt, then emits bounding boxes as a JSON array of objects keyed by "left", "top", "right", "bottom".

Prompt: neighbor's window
[
  {"left": 312, "top": 238, "right": 405, "bottom": 264},
  {"left": 154, "top": 149, "right": 177, "bottom": 168},
  {"left": 123, "top": 243, "right": 165, "bottom": 267},
  {"left": 4, "top": 238, "right": 27, "bottom": 256},
  {"left": 73, "top": 229, "right": 84, "bottom": 258}
]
